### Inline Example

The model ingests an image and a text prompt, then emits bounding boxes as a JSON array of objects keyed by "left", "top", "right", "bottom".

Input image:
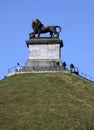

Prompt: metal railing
[
  {"left": 8, "top": 65, "right": 94, "bottom": 83},
  {"left": 79, "top": 72, "right": 94, "bottom": 82},
  {"left": 8, "top": 66, "right": 23, "bottom": 73},
  {"left": 66, "top": 65, "right": 94, "bottom": 82}
]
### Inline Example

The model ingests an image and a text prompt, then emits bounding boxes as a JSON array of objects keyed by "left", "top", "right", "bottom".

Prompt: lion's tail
[{"left": 56, "top": 26, "right": 62, "bottom": 32}]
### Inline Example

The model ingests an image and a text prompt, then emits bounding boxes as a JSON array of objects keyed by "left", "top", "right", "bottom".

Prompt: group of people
[{"left": 62, "top": 62, "right": 79, "bottom": 75}]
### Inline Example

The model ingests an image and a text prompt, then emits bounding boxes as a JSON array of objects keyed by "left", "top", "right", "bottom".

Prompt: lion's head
[{"left": 32, "top": 18, "right": 44, "bottom": 33}]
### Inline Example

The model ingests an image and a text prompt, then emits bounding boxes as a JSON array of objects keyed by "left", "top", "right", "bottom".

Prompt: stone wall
[{"left": 25, "top": 38, "right": 63, "bottom": 69}]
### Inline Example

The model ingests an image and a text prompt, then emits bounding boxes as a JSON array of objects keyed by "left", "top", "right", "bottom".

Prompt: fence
[
  {"left": 8, "top": 65, "right": 94, "bottom": 83},
  {"left": 66, "top": 65, "right": 94, "bottom": 82}
]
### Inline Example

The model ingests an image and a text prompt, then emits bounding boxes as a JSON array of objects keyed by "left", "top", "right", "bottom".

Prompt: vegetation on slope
[{"left": 0, "top": 72, "right": 94, "bottom": 130}]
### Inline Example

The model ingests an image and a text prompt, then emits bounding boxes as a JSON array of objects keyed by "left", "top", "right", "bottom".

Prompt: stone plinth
[{"left": 25, "top": 37, "right": 63, "bottom": 69}]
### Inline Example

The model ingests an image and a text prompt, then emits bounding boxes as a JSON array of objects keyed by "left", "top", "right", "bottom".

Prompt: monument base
[
  {"left": 20, "top": 59, "right": 63, "bottom": 72},
  {"left": 23, "top": 37, "right": 64, "bottom": 72},
  {"left": 25, "top": 59, "right": 62, "bottom": 68}
]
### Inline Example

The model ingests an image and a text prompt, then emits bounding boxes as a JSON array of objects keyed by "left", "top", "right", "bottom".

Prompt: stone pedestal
[{"left": 25, "top": 37, "right": 63, "bottom": 70}]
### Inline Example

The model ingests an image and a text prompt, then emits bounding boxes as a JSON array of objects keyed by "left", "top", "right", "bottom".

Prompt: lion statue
[{"left": 32, "top": 18, "right": 62, "bottom": 38}]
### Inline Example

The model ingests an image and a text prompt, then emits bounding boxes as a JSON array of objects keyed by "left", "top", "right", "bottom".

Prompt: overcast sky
[{"left": 0, "top": 0, "right": 94, "bottom": 80}]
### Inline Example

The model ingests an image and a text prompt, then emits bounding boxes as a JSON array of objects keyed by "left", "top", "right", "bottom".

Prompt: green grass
[{"left": 0, "top": 72, "right": 94, "bottom": 130}]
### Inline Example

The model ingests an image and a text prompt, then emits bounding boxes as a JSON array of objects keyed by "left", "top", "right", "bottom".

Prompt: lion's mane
[{"left": 32, "top": 19, "right": 44, "bottom": 33}]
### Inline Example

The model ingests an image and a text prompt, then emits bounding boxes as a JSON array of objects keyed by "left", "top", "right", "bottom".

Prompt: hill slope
[{"left": 0, "top": 72, "right": 94, "bottom": 130}]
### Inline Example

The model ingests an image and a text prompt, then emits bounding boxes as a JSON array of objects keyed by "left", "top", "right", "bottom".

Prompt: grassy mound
[{"left": 0, "top": 73, "right": 94, "bottom": 130}]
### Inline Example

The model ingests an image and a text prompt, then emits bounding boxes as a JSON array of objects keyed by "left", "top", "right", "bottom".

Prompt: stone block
[{"left": 25, "top": 38, "right": 63, "bottom": 69}]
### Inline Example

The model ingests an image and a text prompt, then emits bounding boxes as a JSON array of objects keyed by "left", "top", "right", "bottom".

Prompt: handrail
[
  {"left": 66, "top": 65, "right": 94, "bottom": 82},
  {"left": 8, "top": 65, "right": 94, "bottom": 82}
]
